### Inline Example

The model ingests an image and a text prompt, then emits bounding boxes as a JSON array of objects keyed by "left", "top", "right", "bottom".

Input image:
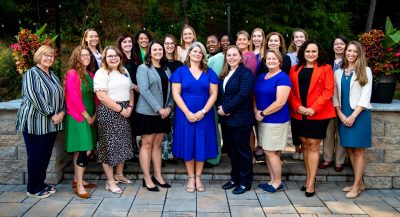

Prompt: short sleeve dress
[{"left": 170, "top": 66, "right": 219, "bottom": 161}]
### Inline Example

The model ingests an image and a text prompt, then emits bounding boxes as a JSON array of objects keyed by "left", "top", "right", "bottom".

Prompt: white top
[
  {"left": 93, "top": 50, "right": 102, "bottom": 68},
  {"left": 178, "top": 46, "right": 189, "bottom": 63},
  {"left": 93, "top": 67, "right": 133, "bottom": 101},
  {"left": 333, "top": 67, "right": 373, "bottom": 110},
  {"left": 223, "top": 70, "right": 235, "bottom": 91}
]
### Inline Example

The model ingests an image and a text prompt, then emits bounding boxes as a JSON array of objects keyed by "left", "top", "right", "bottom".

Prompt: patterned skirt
[{"left": 97, "top": 102, "right": 134, "bottom": 167}]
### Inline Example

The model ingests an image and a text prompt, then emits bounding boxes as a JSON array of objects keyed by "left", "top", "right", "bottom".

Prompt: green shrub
[{"left": 0, "top": 45, "right": 21, "bottom": 101}]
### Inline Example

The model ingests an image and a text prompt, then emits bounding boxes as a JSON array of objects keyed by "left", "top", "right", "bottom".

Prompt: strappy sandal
[
  {"left": 114, "top": 174, "right": 132, "bottom": 184},
  {"left": 186, "top": 175, "right": 195, "bottom": 193},
  {"left": 105, "top": 180, "right": 123, "bottom": 194},
  {"left": 195, "top": 175, "right": 205, "bottom": 192}
]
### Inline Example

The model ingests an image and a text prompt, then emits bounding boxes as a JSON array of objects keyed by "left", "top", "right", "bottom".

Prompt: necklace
[{"left": 344, "top": 68, "right": 353, "bottom": 80}]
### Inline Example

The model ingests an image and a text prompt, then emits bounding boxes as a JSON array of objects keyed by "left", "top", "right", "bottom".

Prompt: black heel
[
  {"left": 142, "top": 178, "right": 159, "bottom": 192},
  {"left": 152, "top": 176, "right": 171, "bottom": 188},
  {"left": 305, "top": 191, "right": 315, "bottom": 197},
  {"left": 301, "top": 186, "right": 306, "bottom": 191}
]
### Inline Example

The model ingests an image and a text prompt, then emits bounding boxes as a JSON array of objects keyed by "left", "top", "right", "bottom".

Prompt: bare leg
[
  {"left": 73, "top": 152, "right": 87, "bottom": 194},
  {"left": 152, "top": 133, "right": 167, "bottom": 184},
  {"left": 102, "top": 163, "right": 120, "bottom": 190},
  {"left": 195, "top": 161, "right": 205, "bottom": 191},
  {"left": 140, "top": 134, "right": 156, "bottom": 187},
  {"left": 264, "top": 150, "right": 274, "bottom": 184},
  {"left": 349, "top": 148, "right": 365, "bottom": 194},
  {"left": 266, "top": 151, "right": 282, "bottom": 187},
  {"left": 299, "top": 137, "right": 309, "bottom": 187},
  {"left": 185, "top": 160, "right": 195, "bottom": 191},
  {"left": 305, "top": 138, "right": 321, "bottom": 193}
]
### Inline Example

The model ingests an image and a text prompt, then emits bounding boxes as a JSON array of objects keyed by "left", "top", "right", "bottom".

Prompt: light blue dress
[{"left": 338, "top": 71, "right": 372, "bottom": 148}]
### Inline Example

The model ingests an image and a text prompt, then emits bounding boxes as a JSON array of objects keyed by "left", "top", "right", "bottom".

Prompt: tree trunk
[{"left": 365, "top": 0, "right": 377, "bottom": 31}]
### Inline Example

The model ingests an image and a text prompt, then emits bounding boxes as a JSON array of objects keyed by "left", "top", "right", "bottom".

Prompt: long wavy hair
[
  {"left": 117, "top": 33, "right": 140, "bottom": 65},
  {"left": 220, "top": 45, "right": 243, "bottom": 80},
  {"left": 296, "top": 39, "right": 328, "bottom": 70},
  {"left": 184, "top": 42, "right": 208, "bottom": 72},
  {"left": 144, "top": 40, "right": 167, "bottom": 71},
  {"left": 101, "top": 46, "right": 125, "bottom": 74},
  {"left": 341, "top": 41, "right": 368, "bottom": 87},
  {"left": 64, "top": 45, "right": 92, "bottom": 94},
  {"left": 266, "top": 32, "right": 287, "bottom": 54}
]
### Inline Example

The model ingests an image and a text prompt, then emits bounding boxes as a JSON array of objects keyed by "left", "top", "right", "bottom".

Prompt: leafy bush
[{"left": 0, "top": 45, "right": 21, "bottom": 101}]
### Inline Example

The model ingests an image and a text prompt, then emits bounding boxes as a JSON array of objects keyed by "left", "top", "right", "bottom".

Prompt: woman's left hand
[
  {"left": 255, "top": 110, "right": 264, "bottom": 122},
  {"left": 304, "top": 108, "right": 315, "bottom": 116},
  {"left": 344, "top": 115, "right": 356, "bottom": 127},
  {"left": 193, "top": 110, "right": 205, "bottom": 121},
  {"left": 133, "top": 84, "right": 140, "bottom": 93},
  {"left": 217, "top": 106, "right": 228, "bottom": 116}
]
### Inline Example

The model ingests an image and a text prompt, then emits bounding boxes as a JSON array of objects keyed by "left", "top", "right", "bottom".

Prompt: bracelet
[
  {"left": 201, "top": 109, "right": 207, "bottom": 114},
  {"left": 260, "top": 111, "right": 266, "bottom": 117},
  {"left": 119, "top": 106, "right": 124, "bottom": 113}
]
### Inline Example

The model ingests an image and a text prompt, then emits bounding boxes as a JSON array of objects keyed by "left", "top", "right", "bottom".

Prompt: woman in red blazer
[{"left": 289, "top": 40, "right": 336, "bottom": 197}]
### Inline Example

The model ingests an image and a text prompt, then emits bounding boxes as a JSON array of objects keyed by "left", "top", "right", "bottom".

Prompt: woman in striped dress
[{"left": 16, "top": 45, "right": 65, "bottom": 199}]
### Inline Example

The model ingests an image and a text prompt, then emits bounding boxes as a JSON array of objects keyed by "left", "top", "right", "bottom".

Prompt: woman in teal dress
[
  {"left": 333, "top": 41, "right": 372, "bottom": 199},
  {"left": 64, "top": 45, "right": 98, "bottom": 199}
]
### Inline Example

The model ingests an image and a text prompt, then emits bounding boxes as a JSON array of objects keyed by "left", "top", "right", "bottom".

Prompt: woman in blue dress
[
  {"left": 171, "top": 42, "right": 219, "bottom": 193},
  {"left": 333, "top": 41, "right": 372, "bottom": 199}
]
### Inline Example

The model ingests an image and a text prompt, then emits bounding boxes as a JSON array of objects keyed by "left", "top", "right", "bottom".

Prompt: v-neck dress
[{"left": 170, "top": 65, "right": 219, "bottom": 161}]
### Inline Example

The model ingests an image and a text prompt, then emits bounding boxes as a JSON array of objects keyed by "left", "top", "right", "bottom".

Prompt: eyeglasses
[
  {"left": 164, "top": 42, "right": 175, "bottom": 46},
  {"left": 106, "top": 54, "right": 120, "bottom": 59},
  {"left": 81, "top": 54, "right": 91, "bottom": 57},
  {"left": 43, "top": 54, "right": 54, "bottom": 59}
]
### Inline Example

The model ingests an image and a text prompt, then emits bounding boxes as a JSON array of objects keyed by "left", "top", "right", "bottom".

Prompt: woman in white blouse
[{"left": 94, "top": 46, "right": 134, "bottom": 194}]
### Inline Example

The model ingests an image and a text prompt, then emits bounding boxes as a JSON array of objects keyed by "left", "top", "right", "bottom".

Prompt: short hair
[
  {"left": 33, "top": 45, "right": 55, "bottom": 64},
  {"left": 184, "top": 42, "right": 208, "bottom": 71},
  {"left": 263, "top": 49, "right": 283, "bottom": 68}
]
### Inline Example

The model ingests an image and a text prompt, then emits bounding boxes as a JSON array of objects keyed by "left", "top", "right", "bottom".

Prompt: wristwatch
[{"left": 260, "top": 111, "right": 266, "bottom": 117}]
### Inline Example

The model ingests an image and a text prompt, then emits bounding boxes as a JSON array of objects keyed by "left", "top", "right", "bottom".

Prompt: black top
[
  {"left": 155, "top": 67, "right": 168, "bottom": 106},
  {"left": 299, "top": 67, "right": 314, "bottom": 108},
  {"left": 165, "top": 59, "right": 183, "bottom": 73}
]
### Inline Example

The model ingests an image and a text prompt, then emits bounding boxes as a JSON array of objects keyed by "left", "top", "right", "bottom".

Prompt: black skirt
[
  {"left": 291, "top": 118, "right": 331, "bottom": 139},
  {"left": 134, "top": 112, "right": 171, "bottom": 135}
]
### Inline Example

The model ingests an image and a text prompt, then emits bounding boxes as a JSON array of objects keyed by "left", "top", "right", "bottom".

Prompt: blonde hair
[
  {"left": 33, "top": 45, "right": 55, "bottom": 64},
  {"left": 342, "top": 41, "right": 368, "bottom": 87},
  {"left": 250, "top": 28, "right": 266, "bottom": 61},
  {"left": 288, "top": 28, "right": 308, "bottom": 52},
  {"left": 180, "top": 25, "right": 197, "bottom": 49},
  {"left": 220, "top": 45, "right": 243, "bottom": 80},
  {"left": 266, "top": 32, "right": 287, "bottom": 54},
  {"left": 184, "top": 42, "right": 208, "bottom": 72},
  {"left": 101, "top": 46, "right": 125, "bottom": 74},
  {"left": 81, "top": 28, "right": 102, "bottom": 53},
  {"left": 263, "top": 49, "right": 283, "bottom": 68}
]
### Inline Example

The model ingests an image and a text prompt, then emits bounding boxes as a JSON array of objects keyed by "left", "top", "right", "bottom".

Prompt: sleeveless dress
[
  {"left": 65, "top": 74, "right": 97, "bottom": 152},
  {"left": 338, "top": 71, "right": 372, "bottom": 148},
  {"left": 170, "top": 66, "right": 219, "bottom": 161}
]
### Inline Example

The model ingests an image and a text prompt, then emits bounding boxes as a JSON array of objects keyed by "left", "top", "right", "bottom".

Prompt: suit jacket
[
  {"left": 218, "top": 64, "right": 255, "bottom": 127},
  {"left": 136, "top": 64, "right": 173, "bottom": 115},
  {"left": 332, "top": 67, "right": 372, "bottom": 109},
  {"left": 289, "top": 63, "right": 336, "bottom": 120}
]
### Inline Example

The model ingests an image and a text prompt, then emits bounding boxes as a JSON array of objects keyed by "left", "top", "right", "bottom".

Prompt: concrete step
[{"left": 62, "top": 153, "right": 354, "bottom": 182}]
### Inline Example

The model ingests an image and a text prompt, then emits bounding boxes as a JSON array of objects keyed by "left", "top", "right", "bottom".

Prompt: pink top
[
  {"left": 242, "top": 51, "right": 257, "bottom": 75},
  {"left": 65, "top": 69, "right": 97, "bottom": 122}
]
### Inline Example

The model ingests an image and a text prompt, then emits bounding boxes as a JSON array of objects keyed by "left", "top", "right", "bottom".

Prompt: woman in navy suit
[{"left": 218, "top": 45, "right": 255, "bottom": 194}]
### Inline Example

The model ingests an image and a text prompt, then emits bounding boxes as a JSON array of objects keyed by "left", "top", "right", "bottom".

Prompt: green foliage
[
  {"left": 383, "top": 17, "right": 400, "bottom": 48},
  {"left": 0, "top": 45, "right": 21, "bottom": 100}
]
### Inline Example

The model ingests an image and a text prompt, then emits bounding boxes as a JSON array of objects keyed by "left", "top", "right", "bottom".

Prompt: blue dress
[
  {"left": 170, "top": 66, "right": 219, "bottom": 161},
  {"left": 338, "top": 71, "right": 372, "bottom": 148}
]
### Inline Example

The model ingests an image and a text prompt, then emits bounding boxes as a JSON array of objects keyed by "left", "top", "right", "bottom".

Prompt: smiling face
[
  {"left": 236, "top": 34, "right": 250, "bottom": 52},
  {"left": 304, "top": 43, "right": 319, "bottom": 64},
  {"left": 268, "top": 34, "right": 281, "bottom": 51},
  {"left": 333, "top": 38, "right": 346, "bottom": 56},
  {"left": 226, "top": 47, "right": 242, "bottom": 69},
  {"left": 252, "top": 30, "right": 263, "bottom": 48},
  {"left": 345, "top": 44, "right": 358, "bottom": 64},
  {"left": 265, "top": 51, "right": 281, "bottom": 71},
  {"left": 105, "top": 49, "right": 121, "bottom": 70},
  {"left": 120, "top": 37, "right": 133, "bottom": 53},
  {"left": 221, "top": 35, "right": 231, "bottom": 51},
  {"left": 138, "top": 33, "right": 149, "bottom": 49},
  {"left": 206, "top": 35, "right": 220, "bottom": 55},
  {"left": 80, "top": 49, "right": 91, "bottom": 67},
  {"left": 85, "top": 30, "right": 99, "bottom": 48},
  {"left": 150, "top": 43, "right": 164, "bottom": 62},
  {"left": 188, "top": 46, "right": 204, "bottom": 64},
  {"left": 164, "top": 37, "right": 176, "bottom": 55},
  {"left": 294, "top": 31, "right": 306, "bottom": 47},
  {"left": 182, "top": 28, "right": 195, "bottom": 44},
  {"left": 39, "top": 52, "right": 55, "bottom": 69}
]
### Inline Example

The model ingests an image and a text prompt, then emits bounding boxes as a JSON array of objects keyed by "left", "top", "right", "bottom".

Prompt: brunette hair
[
  {"left": 101, "top": 46, "right": 125, "bottom": 74},
  {"left": 263, "top": 49, "right": 283, "bottom": 69},
  {"left": 288, "top": 28, "right": 308, "bottom": 52},
  {"left": 184, "top": 42, "right": 208, "bottom": 72},
  {"left": 144, "top": 40, "right": 167, "bottom": 71},
  {"left": 220, "top": 45, "right": 243, "bottom": 80},
  {"left": 341, "top": 41, "right": 368, "bottom": 87},
  {"left": 117, "top": 33, "right": 139, "bottom": 65},
  {"left": 296, "top": 39, "right": 328, "bottom": 70},
  {"left": 134, "top": 30, "right": 153, "bottom": 49},
  {"left": 266, "top": 32, "right": 287, "bottom": 54},
  {"left": 163, "top": 34, "right": 180, "bottom": 61}
]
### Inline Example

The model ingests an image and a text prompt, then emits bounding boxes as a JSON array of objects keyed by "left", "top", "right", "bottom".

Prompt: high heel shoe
[
  {"left": 105, "top": 181, "right": 122, "bottom": 194},
  {"left": 74, "top": 188, "right": 91, "bottom": 199},
  {"left": 305, "top": 191, "right": 315, "bottom": 197},
  {"left": 142, "top": 178, "right": 159, "bottom": 192},
  {"left": 152, "top": 176, "right": 171, "bottom": 188},
  {"left": 300, "top": 186, "right": 306, "bottom": 191}
]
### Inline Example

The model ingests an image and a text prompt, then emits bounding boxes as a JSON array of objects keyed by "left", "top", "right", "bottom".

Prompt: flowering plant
[
  {"left": 359, "top": 17, "right": 400, "bottom": 76},
  {"left": 10, "top": 24, "right": 57, "bottom": 75}
]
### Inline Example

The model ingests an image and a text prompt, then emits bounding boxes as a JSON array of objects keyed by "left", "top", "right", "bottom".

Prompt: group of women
[{"left": 16, "top": 25, "right": 372, "bottom": 200}]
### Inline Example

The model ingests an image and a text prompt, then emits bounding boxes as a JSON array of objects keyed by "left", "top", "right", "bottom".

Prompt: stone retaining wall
[{"left": 0, "top": 99, "right": 399, "bottom": 188}]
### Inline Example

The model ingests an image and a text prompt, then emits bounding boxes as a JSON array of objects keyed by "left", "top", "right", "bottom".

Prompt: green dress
[{"left": 65, "top": 74, "right": 97, "bottom": 152}]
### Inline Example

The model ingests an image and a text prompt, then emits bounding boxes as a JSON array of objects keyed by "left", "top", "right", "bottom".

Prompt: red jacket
[{"left": 289, "top": 63, "right": 336, "bottom": 120}]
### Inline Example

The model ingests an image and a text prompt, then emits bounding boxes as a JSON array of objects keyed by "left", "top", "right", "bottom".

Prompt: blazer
[
  {"left": 332, "top": 67, "right": 373, "bottom": 109},
  {"left": 217, "top": 64, "right": 255, "bottom": 127},
  {"left": 289, "top": 63, "right": 336, "bottom": 120},
  {"left": 136, "top": 64, "right": 174, "bottom": 115},
  {"left": 65, "top": 69, "right": 98, "bottom": 122}
]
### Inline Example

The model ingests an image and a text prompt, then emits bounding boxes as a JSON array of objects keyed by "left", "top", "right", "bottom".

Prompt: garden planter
[{"left": 371, "top": 73, "right": 398, "bottom": 103}]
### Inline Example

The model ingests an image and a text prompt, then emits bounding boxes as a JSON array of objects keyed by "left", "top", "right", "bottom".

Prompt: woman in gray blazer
[{"left": 136, "top": 41, "right": 174, "bottom": 191}]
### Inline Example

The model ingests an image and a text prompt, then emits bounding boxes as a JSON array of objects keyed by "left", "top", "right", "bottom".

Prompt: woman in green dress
[{"left": 64, "top": 45, "right": 98, "bottom": 199}]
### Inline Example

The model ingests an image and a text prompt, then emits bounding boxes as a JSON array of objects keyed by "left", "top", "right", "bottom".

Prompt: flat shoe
[
  {"left": 27, "top": 189, "right": 50, "bottom": 199},
  {"left": 73, "top": 181, "right": 97, "bottom": 189},
  {"left": 342, "top": 185, "right": 365, "bottom": 192},
  {"left": 74, "top": 188, "right": 90, "bottom": 199},
  {"left": 334, "top": 164, "right": 344, "bottom": 172},
  {"left": 318, "top": 161, "right": 332, "bottom": 169},
  {"left": 346, "top": 190, "right": 361, "bottom": 199}
]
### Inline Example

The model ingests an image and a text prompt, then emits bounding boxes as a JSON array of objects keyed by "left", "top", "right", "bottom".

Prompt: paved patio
[{"left": 1, "top": 179, "right": 400, "bottom": 217}]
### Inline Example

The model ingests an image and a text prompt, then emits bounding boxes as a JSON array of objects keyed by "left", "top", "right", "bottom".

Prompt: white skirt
[{"left": 258, "top": 121, "right": 289, "bottom": 151}]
